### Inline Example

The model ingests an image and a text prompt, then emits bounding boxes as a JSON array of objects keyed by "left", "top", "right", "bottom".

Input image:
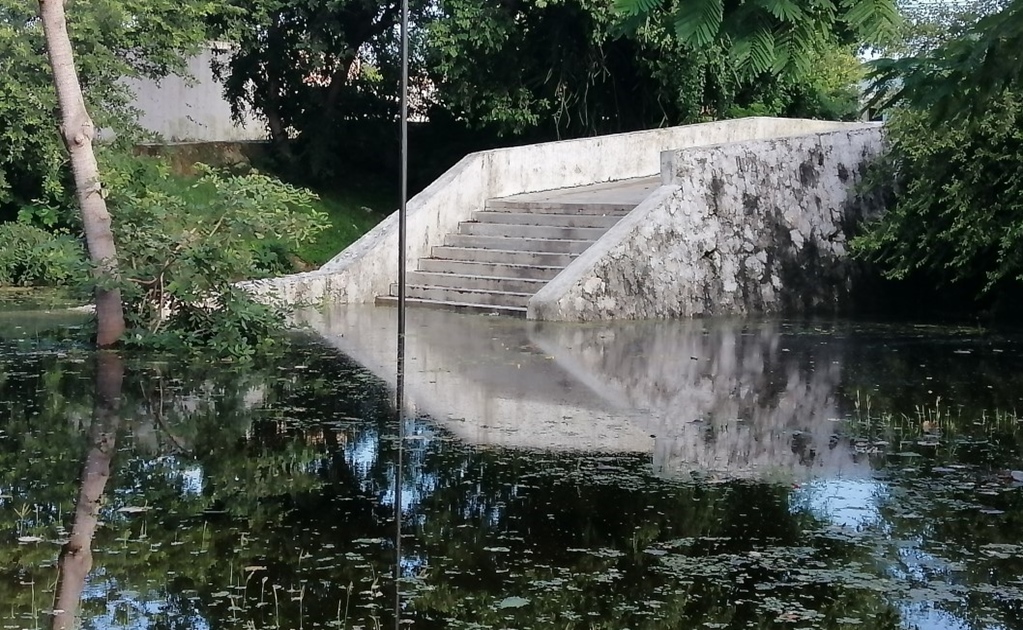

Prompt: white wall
[{"left": 125, "top": 45, "right": 267, "bottom": 143}]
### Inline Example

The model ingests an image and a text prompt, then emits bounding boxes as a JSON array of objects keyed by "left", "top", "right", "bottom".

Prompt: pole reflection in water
[
  {"left": 52, "top": 351, "right": 123, "bottom": 630},
  {"left": 393, "top": 331, "right": 405, "bottom": 630}
]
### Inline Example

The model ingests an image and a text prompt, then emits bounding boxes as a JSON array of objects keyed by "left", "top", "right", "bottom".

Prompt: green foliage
[
  {"left": 100, "top": 155, "right": 328, "bottom": 357},
  {"left": 427, "top": 0, "right": 866, "bottom": 140},
  {"left": 209, "top": 0, "right": 430, "bottom": 181},
  {"left": 868, "top": 0, "right": 1020, "bottom": 120},
  {"left": 850, "top": 95, "right": 1023, "bottom": 292},
  {"left": 854, "top": 1, "right": 1023, "bottom": 298},
  {"left": 0, "top": 0, "right": 216, "bottom": 220},
  {"left": 615, "top": 0, "right": 900, "bottom": 77},
  {"left": 0, "top": 222, "right": 87, "bottom": 287}
]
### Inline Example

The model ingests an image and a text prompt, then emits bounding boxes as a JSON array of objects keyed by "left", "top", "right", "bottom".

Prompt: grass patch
[
  {"left": 136, "top": 142, "right": 397, "bottom": 268},
  {"left": 296, "top": 187, "right": 395, "bottom": 267}
]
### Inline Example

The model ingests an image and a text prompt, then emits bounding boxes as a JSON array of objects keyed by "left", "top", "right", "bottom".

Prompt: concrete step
[
  {"left": 418, "top": 259, "right": 564, "bottom": 280},
  {"left": 392, "top": 284, "right": 532, "bottom": 308},
  {"left": 458, "top": 222, "right": 607, "bottom": 241},
  {"left": 431, "top": 247, "right": 577, "bottom": 266},
  {"left": 375, "top": 295, "right": 527, "bottom": 317},
  {"left": 445, "top": 234, "right": 593, "bottom": 254},
  {"left": 406, "top": 271, "right": 546, "bottom": 293},
  {"left": 472, "top": 211, "right": 621, "bottom": 229},
  {"left": 484, "top": 199, "right": 634, "bottom": 215}
]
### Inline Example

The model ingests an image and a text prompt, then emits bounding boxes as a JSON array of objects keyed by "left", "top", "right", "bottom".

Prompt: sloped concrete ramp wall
[
  {"left": 528, "top": 125, "right": 884, "bottom": 321},
  {"left": 244, "top": 117, "right": 867, "bottom": 306}
]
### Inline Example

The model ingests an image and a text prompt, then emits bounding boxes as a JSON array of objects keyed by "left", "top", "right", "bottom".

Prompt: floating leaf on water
[{"left": 496, "top": 596, "right": 530, "bottom": 609}]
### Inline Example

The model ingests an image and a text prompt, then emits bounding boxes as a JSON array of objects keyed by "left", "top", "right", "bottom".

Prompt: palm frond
[
  {"left": 672, "top": 0, "right": 724, "bottom": 48},
  {"left": 748, "top": 29, "right": 777, "bottom": 75},
  {"left": 754, "top": 0, "right": 805, "bottom": 24},
  {"left": 842, "top": 0, "right": 901, "bottom": 42},
  {"left": 868, "top": 0, "right": 1023, "bottom": 119}
]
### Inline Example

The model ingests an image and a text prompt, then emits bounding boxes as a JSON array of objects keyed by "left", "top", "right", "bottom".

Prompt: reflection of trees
[
  {"left": 3, "top": 327, "right": 1023, "bottom": 629},
  {"left": 396, "top": 444, "right": 902, "bottom": 629},
  {"left": 838, "top": 324, "right": 1023, "bottom": 416},
  {"left": 53, "top": 352, "right": 123, "bottom": 630}
]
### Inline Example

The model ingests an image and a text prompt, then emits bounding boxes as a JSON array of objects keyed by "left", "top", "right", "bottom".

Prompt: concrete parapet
[
  {"left": 243, "top": 117, "right": 873, "bottom": 306},
  {"left": 527, "top": 124, "right": 884, "bottom": 321}
]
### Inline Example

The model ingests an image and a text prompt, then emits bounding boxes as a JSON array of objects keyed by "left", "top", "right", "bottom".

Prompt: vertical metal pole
[
  {"left": 394, "top": 0, "right": 409, "bottom": 628},
  {"left": 398, "top": 0, "right": 409, "bottom": 338}
]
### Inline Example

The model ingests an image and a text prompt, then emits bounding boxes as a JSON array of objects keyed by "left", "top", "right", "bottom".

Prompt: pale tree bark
[
  {"left": 52, "top": 352, "right": 123, "bottom": 630},
  {"left": 38, "top": 0, "right": 125, "bottom": 347}
]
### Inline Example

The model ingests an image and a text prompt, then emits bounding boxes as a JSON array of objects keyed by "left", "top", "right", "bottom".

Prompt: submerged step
[
  {"left": 375, "top": 295, "right": 527, "bottom": 317},
  {"left": 472, "top": 211, "right": 621, "bottom": 229},
  {"left": 444, "top": 234, "right": 594, "bottom": 254},
  {"left": 458, "top": 222, "right": 608, "bottom": 241},
  {"left": 392, "top": 284, "right": 533, "bottom": 308},
  {"left": 418, "top": 259, "right": 564, "bottom": 280},
  {"left": 430, "top": 247, "right": 579, "bottom": 266},
  {"left": 406, "top": 271, "right": 547, "bottom": 294}
]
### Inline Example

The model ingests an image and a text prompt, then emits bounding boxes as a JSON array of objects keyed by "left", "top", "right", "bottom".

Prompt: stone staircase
[{"left": 376, "top": 177, "right": 658, "bottom": 316}]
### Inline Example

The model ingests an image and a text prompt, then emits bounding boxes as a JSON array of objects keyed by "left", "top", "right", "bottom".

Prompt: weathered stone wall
[
  {"left": 528, "top": 126, "right": 885, "bottom": 321},
  {"left": 243, "top": 118, "right": 873, "bottom": 306}
]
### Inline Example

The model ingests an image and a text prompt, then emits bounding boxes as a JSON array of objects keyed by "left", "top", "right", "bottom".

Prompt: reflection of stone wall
[
  {"left": 530, "top": 320, "right": 866, "bottom": 479},
  {"left": 529, "top": 127, "right": 885, "bottom": 321}
]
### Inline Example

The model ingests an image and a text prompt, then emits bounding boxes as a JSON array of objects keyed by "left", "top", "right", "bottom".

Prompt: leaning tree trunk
[
  {"left": 38, "top": 0, "right": 125, "bottom": 347},
  {"left": 52, "top": 352, "right": 123, "bottom": 630}
]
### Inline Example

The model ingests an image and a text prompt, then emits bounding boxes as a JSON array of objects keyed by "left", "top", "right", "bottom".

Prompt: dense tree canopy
[
  {"left": 614, "top": 0, "right": 900, "bottom": 76},
  {"left": 427, "top": 0, "right": 868, "bottom": 138},
  {"left": 853, "top": 0, "right": 1023, "bottom": 301},
  {"left": 869, "top": 0, "right": 1020, "bottom": 118},
  {"left": 209, "top": 0, "right": 433, "bottom": 178},
  {"left": 205, "top": 0, "right": 876, "bottom": 185}
]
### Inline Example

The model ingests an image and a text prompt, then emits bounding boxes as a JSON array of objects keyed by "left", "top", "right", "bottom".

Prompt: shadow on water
[{"left": 1, "top": 301, "right": 1023, "bottom": 629}]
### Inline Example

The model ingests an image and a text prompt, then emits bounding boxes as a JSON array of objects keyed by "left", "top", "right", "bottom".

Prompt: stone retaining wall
[{"left": 528, "top": 126, "right": 884, "bottom": 320}]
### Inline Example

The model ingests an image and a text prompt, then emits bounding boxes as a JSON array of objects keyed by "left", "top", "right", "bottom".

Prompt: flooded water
[{"left": 2, "top": 299, "right": 1023, "bottom": 630}]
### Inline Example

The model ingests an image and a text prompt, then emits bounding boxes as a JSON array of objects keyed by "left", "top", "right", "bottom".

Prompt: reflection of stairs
[{"left": 376, "top": 177, "right": 657, "bottom": 316}]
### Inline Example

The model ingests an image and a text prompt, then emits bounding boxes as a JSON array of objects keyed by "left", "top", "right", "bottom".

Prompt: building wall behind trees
[{"left": 125, "top": 44, "right": 267, "bottom": 143}]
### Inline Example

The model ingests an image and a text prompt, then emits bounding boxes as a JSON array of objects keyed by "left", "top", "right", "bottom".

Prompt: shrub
[
  {"left": 0, "top": 222, "right": 87, "bottom": 287},
  {"left": 850, "top": 93, "right": 1023, "bottom": 292},
  {"left": 99, "top": 154, "right": 328, "bottom": 357}
]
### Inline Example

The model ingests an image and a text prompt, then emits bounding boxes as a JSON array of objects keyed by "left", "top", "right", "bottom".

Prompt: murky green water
[{"left": 2, "top": 299, "right": 1023, "bottom": 630}]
